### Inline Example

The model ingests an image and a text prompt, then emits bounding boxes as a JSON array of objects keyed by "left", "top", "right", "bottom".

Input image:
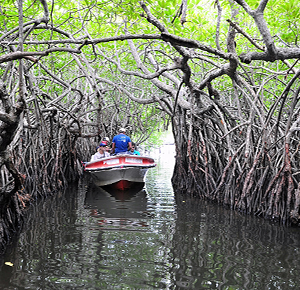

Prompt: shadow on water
[{"left": 1, "top": 146, "right": 300, "bottom": 289}]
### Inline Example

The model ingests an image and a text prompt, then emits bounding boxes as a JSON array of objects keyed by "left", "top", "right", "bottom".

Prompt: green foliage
[
  {"left": 245, "top": 0, "right": 261, "bottom": 9},
  {"left": 266, "top": 0, "right": 300, "bottom": 44},
  {"left": 0, "top": 0, "right": 14, "bottom": 4},
  {"left": 1, "top": 0, "right": 300, "bottom": 147}
]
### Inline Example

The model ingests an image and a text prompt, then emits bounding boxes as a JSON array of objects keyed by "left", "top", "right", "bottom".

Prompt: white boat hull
[
  {"left": 90, "top": 166, "right": 149, "bottom": 187},
  {"left": 83, "top": 154, "right": 156, "bottom": 190}
]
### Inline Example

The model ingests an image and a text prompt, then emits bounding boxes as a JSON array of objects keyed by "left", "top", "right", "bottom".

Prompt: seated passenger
[
  {"left": 129, "top": 143, "right": 141, "bottom": 155},
  {"left": 111, "top": 128, "right": 132, "bottom": 155},
  {"left": 90, "top": 143, "right": 110, "bottom": 161},
  {"left": 100, "top": 137, "right": 111, "bottom": 153},
  {"left": 101, "top": 136, "right": 110, "bottom": 146}
]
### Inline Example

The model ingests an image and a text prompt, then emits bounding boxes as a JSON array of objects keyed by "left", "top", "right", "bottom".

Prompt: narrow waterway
[{"left": 1, "top": 145, "right": 300, "bottom": 289}]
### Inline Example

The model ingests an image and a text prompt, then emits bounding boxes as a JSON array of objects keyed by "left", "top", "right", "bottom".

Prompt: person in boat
[
  {"left": 101, "top": 136, "right": 110, "bottom": 146},
  {"left": 100, "top": 136, "right": 111, "bottom": 153},
  {"left": 90, "top": 143, "right": 110, "bottom": 161},
  {"left": 129, "top": 142, "right": 141, "bottom": 155},
  {"left": 111, "top": 127, "right": 132, "bottom": 155}
]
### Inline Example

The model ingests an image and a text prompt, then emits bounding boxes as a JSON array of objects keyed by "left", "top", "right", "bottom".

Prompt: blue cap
[{"left": 99, "top": 143, "right": 106, "bottom": 147}]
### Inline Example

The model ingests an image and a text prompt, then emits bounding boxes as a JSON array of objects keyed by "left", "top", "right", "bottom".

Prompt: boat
[{"left": 83, "top": 154, "right": 156, "bottom": 190}]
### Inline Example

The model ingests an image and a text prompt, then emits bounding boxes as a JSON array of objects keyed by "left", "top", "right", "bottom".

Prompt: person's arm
[
  {"left": 127, "top": 141, "right": 132, "bottom": 151},
  {"left": 111, "top": 142, "right": 115, "bottom": 153}
]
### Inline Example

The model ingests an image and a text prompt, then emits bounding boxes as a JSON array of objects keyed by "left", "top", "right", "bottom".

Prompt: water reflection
[
  {"left": 172, "top": 195, "right": 300, "bottom": 289},
  {"left": 84, "top": 183, "right": 150, "bottom": 230},
  {"left": 0, "top": 145, "right": 300, "bottom": 289},
  {"left": 77, "top": 178, "right": 176, "bottom": 289}
]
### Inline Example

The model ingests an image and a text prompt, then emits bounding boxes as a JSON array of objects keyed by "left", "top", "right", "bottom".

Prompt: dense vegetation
[{"left": 1, "top": 0, "right": 300, "bottom": 252}]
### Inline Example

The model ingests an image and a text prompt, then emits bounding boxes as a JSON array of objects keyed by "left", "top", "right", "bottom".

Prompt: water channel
[{"left": 0, "top": 145, "right": 300, "bottom": 289}]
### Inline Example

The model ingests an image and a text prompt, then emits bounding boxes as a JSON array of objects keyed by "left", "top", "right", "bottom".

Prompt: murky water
[{"left": 1, "top": 145, "right": 300, "bottom": 289}]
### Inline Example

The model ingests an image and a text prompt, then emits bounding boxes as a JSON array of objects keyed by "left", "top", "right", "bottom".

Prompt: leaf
[
  {"left": 5, "top": 262, "right": 14, "bottom": 267},
  {"left": 0, "top": 0, "right": 14, "bottom": 3}
]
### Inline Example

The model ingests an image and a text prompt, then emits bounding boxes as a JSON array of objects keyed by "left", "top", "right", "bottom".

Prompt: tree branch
[
  {"left": 0, "top": 48, "right": 82, "bottom": 64},
  {"left": 226, "top": 19, "right": 265, "bottom": 51}
]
